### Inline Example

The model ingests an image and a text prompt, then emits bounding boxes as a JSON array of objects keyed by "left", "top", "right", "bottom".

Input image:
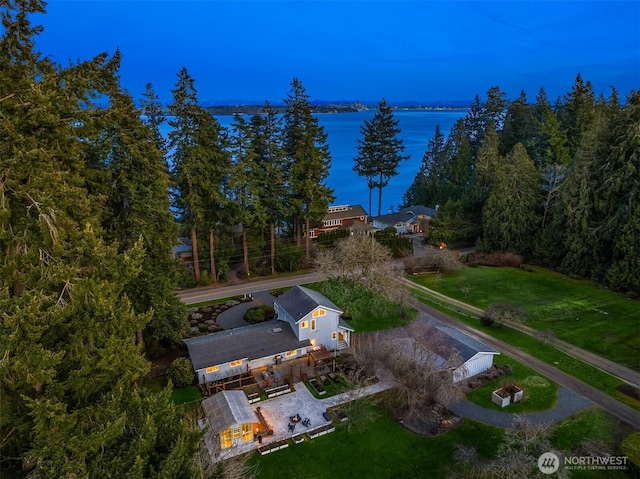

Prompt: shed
[{"left": 202, "top": 390, "right": 259, "bottom": 449}]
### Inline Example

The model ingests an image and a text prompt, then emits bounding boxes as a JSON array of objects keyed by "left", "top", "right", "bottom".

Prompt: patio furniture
[
  {"left": 290, "top": 414, "right": 301, "bottom": 423},
  {"left": 288, "top": 423, "right": 296, "bottom": 432},
  {"left": 302, "top": 418, "right": 311, "bottom": 427}
]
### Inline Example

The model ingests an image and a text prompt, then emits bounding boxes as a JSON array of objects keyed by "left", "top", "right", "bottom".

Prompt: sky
[{"left": 32, "top": 0, "right": 640, "bottom": 105}]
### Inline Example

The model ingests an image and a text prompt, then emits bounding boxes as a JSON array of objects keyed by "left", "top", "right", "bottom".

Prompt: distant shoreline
[{"left": 201, "top": 104, "right": 469, "bottom": 116}]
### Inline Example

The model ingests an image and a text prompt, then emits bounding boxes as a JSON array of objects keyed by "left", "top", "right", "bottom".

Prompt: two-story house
[
  {"left": 371, "top": 205, "right": 436, "bottom": 234},
  {"left": 184, "top": 286, "right": 353, "bottom": 385},
  {"left": 309, "top": 204, "right": 368, "bottom": 238}
]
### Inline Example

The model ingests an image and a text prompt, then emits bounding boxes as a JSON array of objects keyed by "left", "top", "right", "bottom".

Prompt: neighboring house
[
  {"left": 201, "top": 390, "right": 259, "bottom": 449},
  {"left": 371, "top": 205, "right": 437, "bottom": 234},
  {"left": 309, "top": 204, "right": 368, "bottom": 238},
  {"left": 172, "top": 237, "right": 193, "bottom": 263},
  {"left": 184, "top": 285, "right": 353, "bottom": 385}
]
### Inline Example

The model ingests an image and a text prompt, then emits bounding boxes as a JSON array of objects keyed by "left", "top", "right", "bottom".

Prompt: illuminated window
[
  {"left": 230, "top": 360, "right": 243, "bottom": 367},
  {"left": 220, "top": 429, "right": 232, "bottom": 449},
  {"left": 242, "top": 423, "right": 253, "bottom": 442},
  {"left": 312, "top": 308, "right": 326, "bottom": 318},
  {"left": 301, "top": 321, "right": 308, "bottom": 329},
  {"left": 206, "top": 365, "right": 219, "bottom": 373},
  {"left": 331, "top": 332, "right": 337, "bottom": 340},
  {"left": 311, "top": 319, "right": 316, "bottom": 331},
  {"left": 285, "top": 350, "right": 297, "bottom": 357},
  {"left": 232, "top": 427, "right": 241, "bottom": 439}
]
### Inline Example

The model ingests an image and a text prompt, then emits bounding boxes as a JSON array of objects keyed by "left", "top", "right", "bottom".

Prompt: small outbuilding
[{"left": 202, "top": 390, "right": 259, "bottom": 450}]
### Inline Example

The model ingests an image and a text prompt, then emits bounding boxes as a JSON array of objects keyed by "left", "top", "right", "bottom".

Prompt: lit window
[
  {"left": 285, "top": 350, "right": 297, "bottom": 357},
  {"left": 220, "top": 429, "right": 232, "bottom": 449},
  {"left": 301, "top": 321, "right": 308, "bottom": 329},
  {"left": 206, "top": 365, "right": 219, "bottom": 373},
  {"left": 311, "top": 319, "right": 316, "bottom": 331},
  {"left": 331, "top": 332, "right": 337, "bottom": 340},
  {"left": 230, "top": 360, "right": 243, "bottom": 367},
  {"left": 312, "top": 308, "right": 326, "bottom": 318},
  {"left": 242, "top": 423, "right": 252, "bottom": 442},
  {"left": 232, "top": 427, "right": 241, "bottom": 439}
]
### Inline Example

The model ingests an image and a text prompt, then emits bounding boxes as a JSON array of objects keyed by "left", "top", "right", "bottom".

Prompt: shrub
[
  {"left": 244, "top": 305, "right": 275, "bottom": 324},
  {"left": 467, "top": 252, "right": 523, "bottom": 268},
  {"left": 166, "top": 357, "right": 194, "bottom": 388},
  {"left": 480, "top": 315, "right": 494, "bottom": 327}
]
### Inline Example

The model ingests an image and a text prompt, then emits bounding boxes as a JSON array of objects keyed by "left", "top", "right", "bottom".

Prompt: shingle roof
[
  {"left": 202, "top": 390, "right": 255, "bottom": 433},
  {"left": 400, "top": 205, "right": 437, "bottom": 218},
  {"left": 275, "top": 285, "right": 343, "bottom": 323},
  {"left": 322, "top": 204, "right": 368, "bottom": 221},
  {"left": 184, "top": 321, "right": 311, "bottom": 371},
  {"left": 434, "top": 325, "right": 497, "bottom": 361}
]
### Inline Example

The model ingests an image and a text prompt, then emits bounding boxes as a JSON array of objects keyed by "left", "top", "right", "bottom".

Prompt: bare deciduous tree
[
  {"left": 403, "top": 246, "right": 462, "bottom": 274},
  {"left": 483, "top": 302, "right": 527, "bottom": 328},
  {"left": 314, "top": 233, "right": 403, "bottom": 300}
]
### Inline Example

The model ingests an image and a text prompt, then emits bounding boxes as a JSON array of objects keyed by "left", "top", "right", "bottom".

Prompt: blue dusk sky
[{"left": 34, "top": 0, "right": 640, "bottom": 104}]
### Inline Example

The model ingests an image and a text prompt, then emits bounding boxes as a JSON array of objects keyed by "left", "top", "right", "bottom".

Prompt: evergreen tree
[
  {"left": 228, "top": 115, "right": 267, "bottom": 276},
  {"left": 250, "top": 102, "right": 287, "bottom": 275},
  {"left": 95, "top": 89, "right": 186, "bottom": 348},
  {"left": 169, "top": 68, "right": 229, "bottom": 284},
  {"left": 353, "top": 98, "right": 408, "bottom": 215},
  {"left": 481, "top": 143, "right": 539, "bottom": 254},
  {"left": 0, "top": 2, "right": 199, "bottom": 474},
  {"left": 500, "top": 90, "right": 533, "bottom": 156},
  {"left": 403, "top": 124, "right": 446, "bottom": 208},
  {"left": 560, "top": 72, "right": 596, "bottom": 158},
  {"left": 140, "top": 82, "right": 167, "bottom": 154},
  {"left": 282, "top": 78, "right": 334, "bottom": 260}
]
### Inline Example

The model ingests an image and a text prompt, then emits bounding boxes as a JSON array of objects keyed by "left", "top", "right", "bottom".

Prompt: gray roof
[
  {"left": 275, "top": 285, "right": 343, "bottom": 323},
  {"left": 184, "top": 321, "right": 311, "bottom": 371},
  {"left": 322, "top": 204, "right": 368, "bottom": 221},
  {"left": 372, "top": 205, "right": 437, "bottom": 226},
  {"left": 202, "top": 390, "right": 255, "bottom": 433},
  {"left": 434, "top": 325, "right": 497, "bottom": 361}
]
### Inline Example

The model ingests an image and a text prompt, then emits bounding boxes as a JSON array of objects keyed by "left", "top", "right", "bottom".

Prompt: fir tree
[{"left": 353, "top": 98, "right": 408, "bottom": 215}]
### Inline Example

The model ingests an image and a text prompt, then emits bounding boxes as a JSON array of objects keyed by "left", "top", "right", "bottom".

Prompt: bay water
[{"left": 162, "top": 110, "right": 467, "bottom": 216}]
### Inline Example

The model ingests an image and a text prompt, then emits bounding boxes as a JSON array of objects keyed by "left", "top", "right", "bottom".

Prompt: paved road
[
  {"left": 178, "top": 272, "right": 320, "bottom": 305},
  {"left": 178, "top": 274, "right": 640, "bottom": 430}
]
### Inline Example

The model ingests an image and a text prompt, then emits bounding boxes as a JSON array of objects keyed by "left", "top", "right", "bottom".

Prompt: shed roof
[
  {"left": 275, "top": 285, "right": 343, "bottom": 323},
  {"left": 202, "top": 390, "right": 255, "bottom": 433},
  {"left": 434, "top": 325, "right": 497, "bottom": 362},
  {"left": 184, "top": 321, "right": 311, "bottom": 371}
]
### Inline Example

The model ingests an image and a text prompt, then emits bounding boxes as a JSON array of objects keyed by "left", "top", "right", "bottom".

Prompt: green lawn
[
  {"left": 412, "top": 291, "right": 640, "bottom": 411},
  {"left": 465, "top": 354, "right": 558, "bottom": 413},
  {"left": 410, "top": 265, "right": 640, "bottom": 371},
  {"left": 551, "top": 407, "right": 634, "bottom": 479},
  {"left": 306, "top": 279, "right": 415, "bottom": 332},
  {"left": 251, "top": 403, "right": 633, "bottom": 479},
  {"left": 251, "top": 407, "right": 503, "bottom": 479}
]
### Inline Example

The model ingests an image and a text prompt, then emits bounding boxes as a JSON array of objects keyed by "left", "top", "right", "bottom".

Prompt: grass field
[
  {"left": 465, "top": 354, "right": 559, "bottom": 413},
  {"left": 410, "top": 265, "right": 640, "bottom": 371},
  {"left": 413, "top": 290, "right": 640, "bottom": 411},
  {"left": 306, "top": 279, "right": 415, "bottom": 331},
  {"left": 251, "top": 402, "right": 632, "bottom": 479}
]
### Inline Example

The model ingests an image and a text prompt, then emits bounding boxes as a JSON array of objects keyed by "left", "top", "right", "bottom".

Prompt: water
[{"left": 161, "top": 110, "right": 467, "bottom": 216}]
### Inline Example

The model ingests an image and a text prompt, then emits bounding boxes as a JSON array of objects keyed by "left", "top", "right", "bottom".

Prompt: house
[
  {"left": 274, "top": 285, "right": 354, "bottom": 351},
  {"left": 201, "top": 390, "right": 260, "bottom": 449},
  {"left": 184, "top": 286, "right": 353, "bottom": 385},
  {"left": 172, "top": 237, "right": 193, "bottom": 263},
  {"left": 371, "top": 205, "right": 437, "bottom": 234},
  {"left": 184, "top": 321, "right": 311, "bottom": 385},
  {"left": 309, "top": 204, "right": 368, "bottom": 238}
]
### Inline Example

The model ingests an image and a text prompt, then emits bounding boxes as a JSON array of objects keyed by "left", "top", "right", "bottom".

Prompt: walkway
[{"left": 450, "top": 387, "right": 592, "bottom": 428}]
